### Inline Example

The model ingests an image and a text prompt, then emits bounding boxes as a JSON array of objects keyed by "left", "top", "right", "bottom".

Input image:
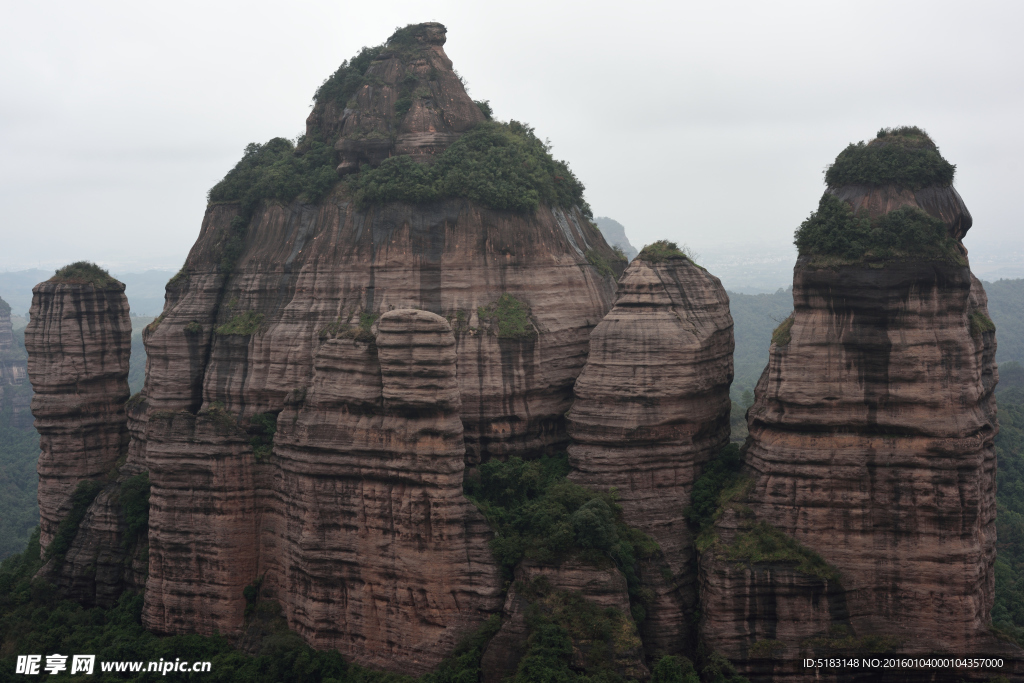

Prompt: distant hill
[
  {"left": 727, "top": 288, "right": 794, "bottom": 401},
  {"left": 594, "top": 217, "right": 638, "bottom": 261}
]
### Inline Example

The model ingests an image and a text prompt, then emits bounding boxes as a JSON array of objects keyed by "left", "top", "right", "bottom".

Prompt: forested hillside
[
  {"left": 0, "top": 326, "right": 37, "bottom": 559},
  {"left": 988, "top": 279, "right": 1024, "bottom": 365}
]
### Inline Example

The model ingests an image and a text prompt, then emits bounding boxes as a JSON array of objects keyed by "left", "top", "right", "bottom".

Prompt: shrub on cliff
[
  {"left": 794, "top": 193, "right": 963, "bottom": 265},
  {"left": 464, "top": 453, "right": 659, "bottom": 622},
  {"left": 208, "top": 138, "right": 338, "bottom": 214},
  {"left": 119, "top": 473, "right": 150, "bottom": 549},
  {"left": 313, "top": 24, "right": 441, "bottom": 109},
  {"left": 507, "top": 578, "right": 644, "bottom": 681},
  {"left": 313, "top": 44, "right": 386, "bottom": 108},
  {"left": 349, "top": 120, "right": 590, "bottom": 214},
  {"left": 825, "top": 126, "right": 956, "bottom": 190},
  {"left": 477, "top": 294, "right": 536, "bottom": 339},
  {"left": 44, "top": 479, "right": 103, "bottom": 565}
]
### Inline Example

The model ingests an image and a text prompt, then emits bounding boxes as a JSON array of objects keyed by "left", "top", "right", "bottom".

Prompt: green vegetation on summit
[
  {"left": 794, "top": 194, "right": 962, "bottom": 264},
  {"left": 349, "top": 120, "right": 590, "bottom": 214},
  {"left": 208, "top": 138, "right": 338, "bottom": 212},
  {"left": 824, "top": 126, "right": 956, "bottom": 190},
  {"left": 209, "top": 22, "right": 590, "bottom": 220},
  {"left": 313, "top": 24, "right": 435, "bottom": 109},
  {"left": 49, "top": 261, "right": 120, "bottom": 288}
]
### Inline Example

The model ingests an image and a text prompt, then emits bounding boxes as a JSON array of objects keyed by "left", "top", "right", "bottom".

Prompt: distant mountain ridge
[{"left": 594, "top": 217, "right": 638, "bottom": 260}]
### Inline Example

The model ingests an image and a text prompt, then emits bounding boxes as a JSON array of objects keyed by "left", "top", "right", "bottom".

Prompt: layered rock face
[
  {"left": 143, "top": 310, "right": 502, "bottom": 673},
  {"left": 131, "top": 22, "right": 621, "bottom": 672},
  {"left": 567, "top": 254, "right": 733, "bottom": 655},
  {"left": 0, "top": 296, "right": 31, "bottom": 429},
  {"left": 306, "top": 22, "right": 485, "bottom": 174},
  {"left": 739, "top": 258, "right": 997, "bottom": 651},
  {"left": 699, "top": 130, "right": 1012, "bottom": 677},
  {"left": 143, "top": 200, "right": 616, "bottom": 459},
  {"left": 25, "top": 276, "right": 132, "bottom": 551}
]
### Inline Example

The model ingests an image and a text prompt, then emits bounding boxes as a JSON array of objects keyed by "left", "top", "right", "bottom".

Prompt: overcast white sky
[{"left": 2, "top": 0, "right": 1022, "bottom": 281}]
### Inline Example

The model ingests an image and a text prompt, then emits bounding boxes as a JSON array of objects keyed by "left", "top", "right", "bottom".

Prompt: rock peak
[
  {"left": 306, "top": 23, "right": 483, "bottom": 173},
  {"left": 801, "top": 128, "right": 972, "bottom": 256},
  {"left": 386, "top": 22, "right": 447, "bottom": 48}
]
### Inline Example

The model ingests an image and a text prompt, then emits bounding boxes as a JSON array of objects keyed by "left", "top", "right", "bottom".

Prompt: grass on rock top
[
  {"left": 637, "top": 240, "right": 700, "bottom": 264},
  {"left": 210, "top": 21, "right": 590, "bottom": 222},
  {"left": 49, "top": 261, "right": 120, "bottom": 288}
]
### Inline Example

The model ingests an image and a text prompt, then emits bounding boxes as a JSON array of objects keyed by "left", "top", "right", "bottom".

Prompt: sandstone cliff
[
  {"left": 567, "top": 246, "right": 734, "bottom": 656},
  {"left": 144, "top": 310, "right": 502, "bottom": 673},
  {"left": 23, "top": 263, "right": 148, "bottom": 607},
  {"left": 25, "top": 265, "right": 132, "bottom": 551},
  {"left": 130, "top": 22, "right": 622, "bottom": 673},
  {"left": 698, "top": 127, "right": 1019, "bottom": 680},
  {"left": 307, "top": 22, "right": 486, "bottom": 174}
]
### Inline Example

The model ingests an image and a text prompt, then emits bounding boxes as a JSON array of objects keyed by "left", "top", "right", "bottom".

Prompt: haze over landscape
[
  {"left": 2, "top": 4, "right": 1024, "bottom": 682},
  {"left": 2, "top": 0, "right": 1022, "bottom": 285}
]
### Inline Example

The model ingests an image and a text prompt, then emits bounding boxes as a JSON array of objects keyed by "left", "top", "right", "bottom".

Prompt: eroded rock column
[
  {"left": 245, "top": 310, "right": 500, "bottom": 673},
  {"left": 25, "top": 272, "right": 131, "bottom": 552},
  {"left": 567, "top": 253, "right": 734, "bottom": 655},
  {"left": 743, "top": 258, "right": 997, "bottom": 651}
]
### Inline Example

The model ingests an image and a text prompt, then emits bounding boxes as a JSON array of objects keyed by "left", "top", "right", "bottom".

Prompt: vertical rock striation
[
  {"left": 80, "top": 21, "right": 616, "bottom": 672},
  {"left": 567, "top": 249, "right": 734, "bottom": 656},
  {"left": 145, "top": 310, "right": 502, "bottom": 673},
  {"left": 698, "top": 128, "right": 1019, "bottom": 677},
  {"left": 25, "top": 267, "right": 132, "bottom": 552}
]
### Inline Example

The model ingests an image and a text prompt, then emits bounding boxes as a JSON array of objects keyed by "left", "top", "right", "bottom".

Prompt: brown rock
[
  {"left": 697, "top": 498, "right": 852, "bottom": 681},
  {"left": 305, "top": 23, "right": 486, "bottom": 174},
  {"left": 65, "top": 23, "right": 619, "bottom": 672},
  {"left": 567, "top": 255, "right": 734, "bottom": 655},
  {"left": 143, "top": 310, "right": 503, "bottom": 674},
  {"left": 741, "top": 257, "right": 998, "bottom": 652},
  {"left": 51, "top": 484, "right": 148, "bottom": 607},
  {"left": 143, "top": 199, "right": 616, "bottom": 459},
  {"left": 25, "top": 275, "right": 131, "bottom": 551},
  {"left": 695, "top": 134, "right": 1020, "bottom": 673}
]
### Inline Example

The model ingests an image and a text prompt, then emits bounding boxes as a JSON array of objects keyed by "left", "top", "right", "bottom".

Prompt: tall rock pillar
[
  {"left": 567, "top": 246, "right": 734, "bottom": 655},
  {"left": 698, "top": 129, "right": 1014, "bottom": 676},
  {"left": 25, "top": 264, "right": 132, "bottom": 552}
]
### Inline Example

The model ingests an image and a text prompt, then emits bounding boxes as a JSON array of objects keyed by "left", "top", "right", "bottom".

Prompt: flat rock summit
[{"left": 21, "top": 26, "right": 1024, "bottom": 682}]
